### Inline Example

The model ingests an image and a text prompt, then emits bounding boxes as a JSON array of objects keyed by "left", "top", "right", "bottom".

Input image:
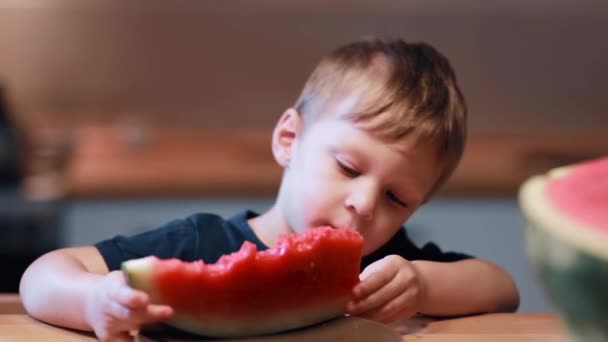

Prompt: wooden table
[
  {"left": 0, "top": 294, "right": 570, "bottom": 341},
  {"left": 390, "top": 313, "right": 569, "bottom": 341}
]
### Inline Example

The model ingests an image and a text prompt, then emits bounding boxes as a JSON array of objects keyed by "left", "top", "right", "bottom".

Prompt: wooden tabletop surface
[{"left": 0, "top": 294, "right": 570, "bottom": 341}]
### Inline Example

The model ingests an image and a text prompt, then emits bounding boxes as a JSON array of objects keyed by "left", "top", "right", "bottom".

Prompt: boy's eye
[
  {"left": 386, "top": 191, "right": 407, "bottom": 208},
  {"left": 337, "top": 160, "right": 360, "bottom": 177}
]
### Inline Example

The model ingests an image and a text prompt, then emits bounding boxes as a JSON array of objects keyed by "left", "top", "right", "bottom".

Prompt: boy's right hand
[{"left": 84, "top": 270, "right": 174, "bottom": 342}]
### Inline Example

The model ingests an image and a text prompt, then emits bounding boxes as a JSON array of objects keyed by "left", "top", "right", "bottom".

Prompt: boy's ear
[{"left": 272, "top": 108, "right": 302, "bottom": 168}]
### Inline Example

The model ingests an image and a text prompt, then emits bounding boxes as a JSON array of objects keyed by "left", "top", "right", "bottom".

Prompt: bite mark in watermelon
[{"left": 122, "top": 226, "right": 364, "bottom": 337}]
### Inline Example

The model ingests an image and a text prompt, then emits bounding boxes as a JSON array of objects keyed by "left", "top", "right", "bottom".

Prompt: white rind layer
[
  {"left": 122, "top": 257, "right": 348, "bottom": 337},
  {"left": 122, "top": 257, "right": 158, "bottom": 297},
  {"left": 519, "top": 166, "right": 608, "bottom": 261}
]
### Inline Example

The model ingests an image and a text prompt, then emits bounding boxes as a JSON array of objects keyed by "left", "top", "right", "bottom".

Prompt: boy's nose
[{"left": 345, "top": 187, "right": 378, "bottom": 220}]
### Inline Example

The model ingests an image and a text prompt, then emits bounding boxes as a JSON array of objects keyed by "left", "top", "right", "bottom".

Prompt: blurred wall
[{"left": 0, "top": 0, "right": 607, "bottom": 133}]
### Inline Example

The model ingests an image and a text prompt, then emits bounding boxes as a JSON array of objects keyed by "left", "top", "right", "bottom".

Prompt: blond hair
[{"left": 294, "top": 37, "right": 467, "bottom": 198}]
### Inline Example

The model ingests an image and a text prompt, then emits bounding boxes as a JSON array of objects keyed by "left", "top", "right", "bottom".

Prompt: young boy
[{"left": 20, "top": 37, "right": 519, "bottom": 341}]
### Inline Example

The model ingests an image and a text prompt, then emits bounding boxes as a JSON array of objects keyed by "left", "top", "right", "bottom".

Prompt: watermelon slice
[
  {"left": 519, "top": 156, "right": 608, "bottom": 341},
  {"left": 122, "top": 226, "right": 364, "bottom": 338}
]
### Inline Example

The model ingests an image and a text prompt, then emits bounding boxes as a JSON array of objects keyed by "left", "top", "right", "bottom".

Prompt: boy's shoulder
[
  {"left": 95, "top": 210, "right": 265, "bottom": 270},
  {"left": 182, "top": 210, "right": 265, "bottom": 247},
  {"left": 149, "top": 210, "right": 254, "bottom": 234}
]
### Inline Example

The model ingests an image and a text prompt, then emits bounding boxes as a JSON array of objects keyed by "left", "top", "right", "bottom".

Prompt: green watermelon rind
[
  {"left": 525, "top": 224, "right": 608, "bottom": 342},
  {"left": 519, "top": 165, "right": 608, "bottom": 341},
  {"left": 122, "top": 256, "right": 350, "bottom": 338}
]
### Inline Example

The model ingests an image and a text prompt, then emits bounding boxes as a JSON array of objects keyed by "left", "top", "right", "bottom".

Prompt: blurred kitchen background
[{"left": 0, "top": 0, "right": 606, "bottom": 312}]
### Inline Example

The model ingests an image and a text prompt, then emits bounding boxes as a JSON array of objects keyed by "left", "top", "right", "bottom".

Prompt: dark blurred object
[
  {"left": 0, "top": 85, "right": 61, "bottom": 292},
  {"left": 0, "top": 191, "right": 62, "bottom": 292},
  {"left": 0, "top": 86, "right": 22, "bottom": 186}
]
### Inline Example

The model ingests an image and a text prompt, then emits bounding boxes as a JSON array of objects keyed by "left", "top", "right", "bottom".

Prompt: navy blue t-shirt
[{"left": 95, "top": 210, "right": 472, "bottom": 272}]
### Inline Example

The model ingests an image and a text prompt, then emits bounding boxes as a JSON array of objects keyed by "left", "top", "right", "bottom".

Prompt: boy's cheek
[{"left": 298, "top": 192, "right": 333, "bottom": 224}]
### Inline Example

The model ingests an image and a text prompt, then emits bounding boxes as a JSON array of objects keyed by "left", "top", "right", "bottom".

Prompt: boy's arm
[
  {"left": 19, "top": 246, "right": 109, "bottom": 331},
  {"left": 412, "top": 258, "right": 520, "bottom": 316}
]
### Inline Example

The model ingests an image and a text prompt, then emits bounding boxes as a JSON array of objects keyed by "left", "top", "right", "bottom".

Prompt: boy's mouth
[
  {"left": 315, "top": 219, "right": 357, "bottom": 231},
  {"left": 328, "top": 223, "right": 357, "bottom": 231},
  {"left": 318, "top": 223, "right": 340, "bottom": 230}
]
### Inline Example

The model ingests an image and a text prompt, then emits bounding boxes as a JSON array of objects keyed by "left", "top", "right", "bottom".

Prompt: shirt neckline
[{"left": 229, "top": 210, "right": 269, "bottom": 250}]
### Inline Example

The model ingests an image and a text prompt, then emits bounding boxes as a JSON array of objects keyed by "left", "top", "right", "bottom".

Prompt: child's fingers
[
  {"left": 110, "top": 284, "right": 150, "bottom": 309},
  {"left": 352, "top": 269, "right": 394, "bottom": 300},
  {"left": 359, "top": 260, "right": 384, "bottom": 282},
  {"left": 106, "top": 301, "right": 173, "bottom": 336},
  {"left": 142, "top": 304, "right": 174, "bottom": 322},
  {"left": 354, "top": 289, "right": 413, "bottom": 323},
  {"left": 107, "top": 332, "right": 136, "bottom": 342},
  {"left": 104, "top": 270, "right": 149, "bottom": 309},
  {"left": 105, "top": 302, "right": 148, "bottom": 336},
  {"left": 348, "top": 273, "right": 400, "bottom": 314},
  {"left": 108, "top": 301, "right": 139, "bottom": 322},
  {"left": 354, "top": 257, "right": 398, "bottom": 298},
  {"left": 347, "top": 271, "right": 392, "bottom": 314},
  {"left": 113, "top": 301, "right": 173, "bottom": 323}
]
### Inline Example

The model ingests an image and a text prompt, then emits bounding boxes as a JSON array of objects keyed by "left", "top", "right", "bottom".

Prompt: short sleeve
[
  {"left": 361, "top": 227, "right": 473, "bottom": 270},
  {"left": 95, "top": 218, "right": 198, "bottom": 271}
]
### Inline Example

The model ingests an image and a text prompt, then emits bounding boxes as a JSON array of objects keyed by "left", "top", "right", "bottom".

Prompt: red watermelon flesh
[
  {"left": 546, "top": 157, "right": 608, "bottom": 233},
  {"left": 122, "top": 226, "right": 364, "bottom": 337}
]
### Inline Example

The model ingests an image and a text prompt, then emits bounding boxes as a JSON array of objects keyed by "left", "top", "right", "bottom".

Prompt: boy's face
[{"left": 275, "top": 99, "right": 442, "bottom": 256}]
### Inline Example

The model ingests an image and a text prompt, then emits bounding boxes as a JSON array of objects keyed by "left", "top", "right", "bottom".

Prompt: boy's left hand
[{"left": 347, "top": 255, "right": 426, "bottom": 323}]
